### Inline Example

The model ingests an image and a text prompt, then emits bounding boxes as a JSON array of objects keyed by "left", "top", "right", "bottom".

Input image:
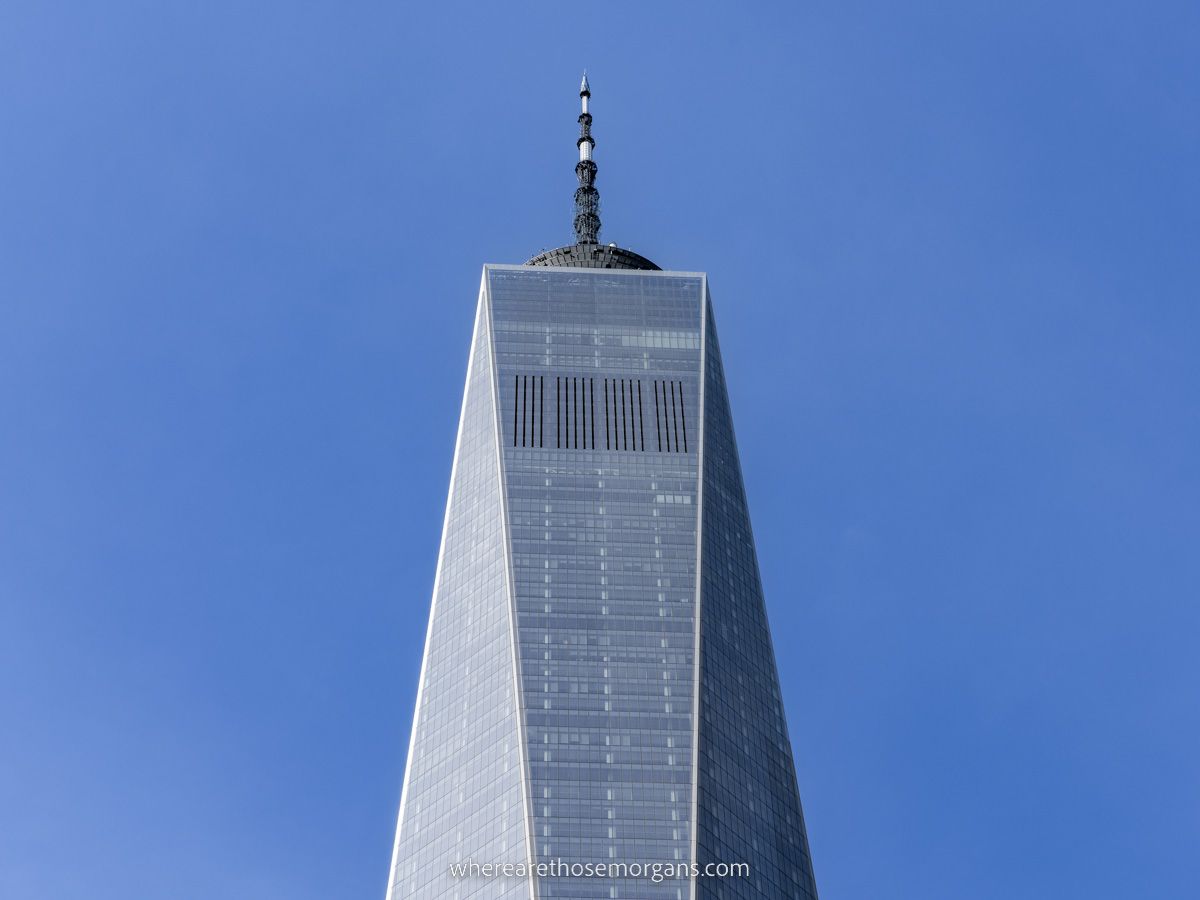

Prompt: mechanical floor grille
[{"left": 511, "top": 375, "right": 689, "bottom": 452}]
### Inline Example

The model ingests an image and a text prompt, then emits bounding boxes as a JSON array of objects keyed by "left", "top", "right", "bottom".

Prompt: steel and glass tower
[{"left": 386, "top": 76, "right": 819, "bottom": 900}]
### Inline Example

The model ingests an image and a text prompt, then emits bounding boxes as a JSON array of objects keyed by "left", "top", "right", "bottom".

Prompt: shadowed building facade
[{"left": 385, "top": 77, "right": 819, "bottom": 900}]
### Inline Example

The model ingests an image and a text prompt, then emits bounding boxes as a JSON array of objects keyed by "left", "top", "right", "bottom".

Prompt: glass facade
[
  {"left": 693, "top": 305, "right": 819, "bottom": 900},
  {"left": 491, "top": 268, "right": 703, "bottom": 900},
  {"left": 387, "top": 294, "right": 530, "bottom": 899},
  {"left": 388, "top": 266, "right": 818, "bottom": 900}
]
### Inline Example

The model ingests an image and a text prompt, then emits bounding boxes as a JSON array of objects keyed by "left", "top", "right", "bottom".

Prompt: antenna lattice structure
[{"left": 573, "top": 73, "right": 600, "bottom": 244}]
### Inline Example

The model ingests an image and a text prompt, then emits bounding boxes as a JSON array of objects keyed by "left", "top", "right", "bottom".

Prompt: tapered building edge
[
  {"left": 385, "top": 275, "right": 536, "bottom": 900},
  {"left": 694, "top": 297, "right": 820, "bottom": 899}
]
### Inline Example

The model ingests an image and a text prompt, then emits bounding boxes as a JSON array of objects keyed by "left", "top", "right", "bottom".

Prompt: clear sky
[{"left": 2, "top": 2, "right": 1197, "bottom": 898}]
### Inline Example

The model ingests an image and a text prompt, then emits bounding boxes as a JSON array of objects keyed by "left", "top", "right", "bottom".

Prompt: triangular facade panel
[
  {"left": 694, "top": 300, "right": 820, "bottom": 900},
  {"left": 387, "top": 289, "right": 530, "bottom": 900}
]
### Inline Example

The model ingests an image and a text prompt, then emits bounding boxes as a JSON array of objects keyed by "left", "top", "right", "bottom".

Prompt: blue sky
[{"left": 1, "top": 2, "right": 1197, "bottom": 898}]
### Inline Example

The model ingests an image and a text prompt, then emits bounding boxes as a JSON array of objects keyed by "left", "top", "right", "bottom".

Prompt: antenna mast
[{"left": 573, "top": 73, "right": 601, "bottom": 244}]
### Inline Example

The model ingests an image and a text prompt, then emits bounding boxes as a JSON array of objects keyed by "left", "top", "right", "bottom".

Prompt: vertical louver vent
[
  {"left": 601, "top": 376, "right": 647, "bottom": 452},
  {"left": 511, "top": 375, "right": 688, "bottom": 452},
  {"left": 652, "top": 378, "right": 689, "bottom": 454},
  {"left": 512, "top": 375, "right": 545, "bottom": 448},
  {"left": 555, "top": 375, "right": 599, "bottom": 450}
]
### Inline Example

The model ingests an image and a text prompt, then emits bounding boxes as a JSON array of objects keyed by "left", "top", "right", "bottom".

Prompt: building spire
[{"left": 573, "top": 72, "right": 600, "bottom": 244}]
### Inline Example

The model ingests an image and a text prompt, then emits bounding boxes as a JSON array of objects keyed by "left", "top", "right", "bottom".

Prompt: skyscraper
[{"left": 386, "top": 76, "right": 819, "bottom": 900}]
